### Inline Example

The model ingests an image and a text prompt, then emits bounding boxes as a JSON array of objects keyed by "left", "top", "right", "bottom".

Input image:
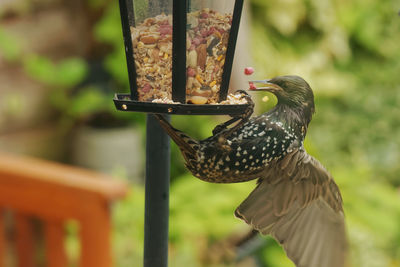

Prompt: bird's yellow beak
[{"left": 248, "top": 80, "right": 283, "bottom": 92}]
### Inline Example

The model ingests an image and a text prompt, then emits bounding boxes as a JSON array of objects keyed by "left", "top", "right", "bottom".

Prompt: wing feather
[{"left": 235, "top": 149, "right": 347, "bottom": 267}]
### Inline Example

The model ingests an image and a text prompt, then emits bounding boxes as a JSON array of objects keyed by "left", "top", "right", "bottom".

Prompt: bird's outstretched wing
[{"left": 235, "top": 149, "right": 347, "bottom": 267}]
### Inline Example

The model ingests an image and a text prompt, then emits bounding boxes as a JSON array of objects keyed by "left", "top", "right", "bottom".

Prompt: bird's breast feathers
[{"left": 187, "top": 115, "right": 302, "bottom": 183}]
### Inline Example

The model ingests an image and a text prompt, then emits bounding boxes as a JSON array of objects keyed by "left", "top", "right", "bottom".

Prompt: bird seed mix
[{"left": 131, "top": 9, "right": 238, "bottom": 105}]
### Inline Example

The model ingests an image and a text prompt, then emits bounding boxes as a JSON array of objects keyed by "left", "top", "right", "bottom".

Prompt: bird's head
[{"left": 250, "top": 75, "right": 315, "bottom": 114}]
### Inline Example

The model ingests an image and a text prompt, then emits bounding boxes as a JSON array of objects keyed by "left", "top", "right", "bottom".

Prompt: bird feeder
[
  {"left": 114, "top": 1, "right": 246, "bottom": 266},
  {"left": 114, "top": 0, "right": 246, "bottom": 115}
]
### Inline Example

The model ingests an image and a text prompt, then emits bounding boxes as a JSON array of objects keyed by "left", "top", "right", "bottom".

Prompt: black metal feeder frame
[{"left": 115, "top": 1, "right": 245, "bottom": 266}]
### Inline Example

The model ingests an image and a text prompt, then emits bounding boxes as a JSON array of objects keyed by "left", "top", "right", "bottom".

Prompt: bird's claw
[
  {"left": 235, "top": 90, "right": 255, "bottom": 120},
  {"left": 212, "top": 91, "right": 254, "bottom": 137}
]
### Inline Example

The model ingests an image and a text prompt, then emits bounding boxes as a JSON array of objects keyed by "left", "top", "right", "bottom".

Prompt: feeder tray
[
  {"left": 116, "top": 0, "right": 246, "bottom": 115},
  {"left": 114, "top": 93, "right": 250, "bottom": 115}
]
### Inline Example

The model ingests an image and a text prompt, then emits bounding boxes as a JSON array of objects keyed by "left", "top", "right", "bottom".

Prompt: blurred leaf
[
  {"left": 88, "top": 0, "right": 106, "bottom": 9},
  {"left": 170, "top": 175, "right": 255, "bottom": 242},
  {"left": 113, "top": 187, "right": 145, "bottom": 266},
  {"left": 23, "top": 55, "right": 88, "bottom": 87},
  {"left": 94, "top": 4, "right": 124, "bottom": 44},
  {"left": 260, "top": 238, "right": 295, "bottom": 267},
  {"left": 0, "top": 28, "right": 22, "bottom": 62},
  {"left": 94, "top": 3, "right": 130, "bottom": 89},
  {"left": 67, "top": 87, "right": 110, "bottom": 118},
  {"left": 104, "top": 48, "right": 130, "bottom": 88},
  {"left": 56, "top": 58, "right": 89, "bottom": 87}
]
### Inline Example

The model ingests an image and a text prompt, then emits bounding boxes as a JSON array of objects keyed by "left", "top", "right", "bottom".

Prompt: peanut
[
  {"left": 188, "top": 50, "right": 197, "bottom": 68},
  {"left": 189, "top": 96, "right": 208, "bottom": 105},
  {"left": 140, "top": 34, "right": 159, "bottom": 44}
]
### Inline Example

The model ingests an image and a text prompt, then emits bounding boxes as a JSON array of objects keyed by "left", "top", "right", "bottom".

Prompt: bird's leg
[{"left": 213, "top": 90, "right": 255, "bottom": 137}]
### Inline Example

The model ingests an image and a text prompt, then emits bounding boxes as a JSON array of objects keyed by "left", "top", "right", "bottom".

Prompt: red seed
[
  {"left": 198, "top": 19, "right": 207, "bottom": 24},
  {"left": 244, "top": 67, "right": 255, "bottom": 75},
  {"left": 200, "top": 12, "right": 209, "bottom": 19},
  {"left": 158, "top": 20, "right": 169, "bottom": 25},
  {"left": 187, "top": 67, "right": 196, "bottom": 77},
  {"left": 159, "top": 25, "right": 172, "bottom": 35},
  {"left": 208, "top": 27, "right": 219, "bottom": 36},
  {"left": 142, "top": 83, "right": 152, "bottom": 92},
  {"left": 192, "top": 38, "right": 202, "bottom": 46},
  {"left": 249, "top": 82, "right": 257, "bottom": 90}
]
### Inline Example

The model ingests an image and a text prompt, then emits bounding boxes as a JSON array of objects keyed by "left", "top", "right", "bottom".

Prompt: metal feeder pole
[{"left": 144, "top": 114, "right": 170, "bottom": 267}]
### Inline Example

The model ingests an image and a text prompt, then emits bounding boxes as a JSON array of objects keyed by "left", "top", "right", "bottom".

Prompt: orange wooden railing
[{"left": 0, "top": 153, "right": 128, "bottom": 267}]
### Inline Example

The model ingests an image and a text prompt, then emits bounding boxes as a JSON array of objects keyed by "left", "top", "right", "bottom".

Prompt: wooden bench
[{"left": 0, "top": 153, "right": 128, "bottom": 267}]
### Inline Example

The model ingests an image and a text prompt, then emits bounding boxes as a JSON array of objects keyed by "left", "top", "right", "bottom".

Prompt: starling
[{"left": 155, "top": 75, "right": 347, "bottom": 267}]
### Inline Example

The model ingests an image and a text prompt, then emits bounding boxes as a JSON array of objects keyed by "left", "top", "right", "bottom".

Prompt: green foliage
[
  {"left": 259, "top": 238, "right": 295, "bottom": 267},
  {"left": 16, "top": 9, "right": 145, "bottom": 129},
  {"left": 113, "top": 187, "right": 145, "bottom": 267},
  {"left": 335, "top": 166, "right": 400, "bottom": 266},
  {"left": 0, "top": 1, "right": 144, "bottom": 130},
  {"left": 94, "top": 3, "right": 130, "bottom": 90},
  {"left": 170, "top": 175, "right": 254, "bottom": 241},
  {"left": 0, "top": 28, "right": 22, "bottom": 62},
  {"left": 67, "top": 87, "right": 110, "bottom": 117},
  {"left": 112, "top": 178, "right": 257, "bottom": 267},
  {"left": 23, "top": 55, "right": 88, "bottom": 87},
  {"left": 65, "top": 221, "right": 81, "bottom": 265}
]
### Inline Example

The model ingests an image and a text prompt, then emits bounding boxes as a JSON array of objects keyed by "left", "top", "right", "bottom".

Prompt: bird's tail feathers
[{"left": 154, "top": 114, "right": 198, "bottom": 161}]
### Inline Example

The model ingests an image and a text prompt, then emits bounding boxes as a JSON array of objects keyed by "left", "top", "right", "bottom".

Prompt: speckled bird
[{"left": 155, "top": 75, "right": 347, "bottom": 267}]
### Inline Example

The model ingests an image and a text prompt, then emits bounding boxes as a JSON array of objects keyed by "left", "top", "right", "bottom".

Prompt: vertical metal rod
[
  {"left": 172, "top": 0, "right": 187, "bottom": 103},
  {"left": 144, "top": 114, "right": 171, "bottom": 267},
  {"left": 219, "top": 0, "right": 244, "bottom": 102},
  {"left": 118, "top": 0, "right": 138, "bottom": 100}
]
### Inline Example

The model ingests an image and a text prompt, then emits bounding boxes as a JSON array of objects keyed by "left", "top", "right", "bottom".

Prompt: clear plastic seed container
[{"left": 115, "top": 0, "right": 247, "bottom": 114}]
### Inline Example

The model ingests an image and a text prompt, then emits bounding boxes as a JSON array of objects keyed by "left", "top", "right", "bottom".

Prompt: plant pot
[{"left": 71, "top": 125, "right": 144, "bottom": 184}]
